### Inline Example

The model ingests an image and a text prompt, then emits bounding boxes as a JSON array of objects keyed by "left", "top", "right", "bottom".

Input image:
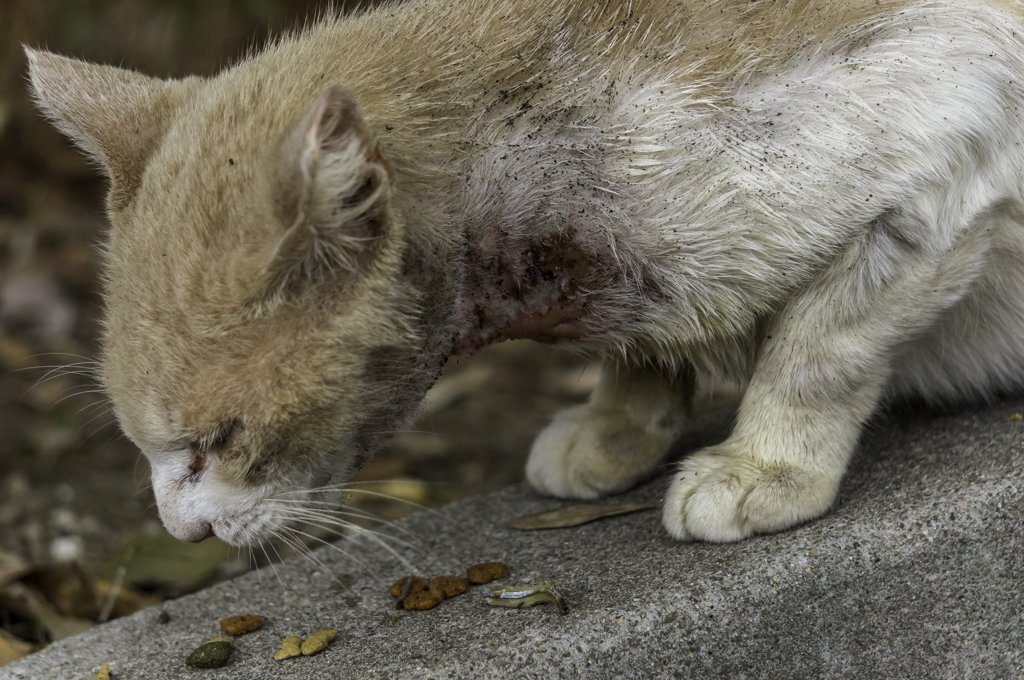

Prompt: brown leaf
[
  {"left": 3, "top": 581, "right": 94, "bottom": 642},
  {"left": 506, "top": 502, "right": 660, "bottom": 530},
  {"left": 0, "top": 629, "right": 36, "bottom": 666}
]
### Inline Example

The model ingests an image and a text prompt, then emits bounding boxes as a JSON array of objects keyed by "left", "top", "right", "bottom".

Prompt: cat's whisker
[
  {"left": 274, "top": 508, "right": 416, "bottom": 549},
  {"left": 72, "top": 396, "right": 112, "bottom": 419},
  {"left": 267, "top": 540, "right": 287, "bottom": 568},
  {"left": 271, "top": 526, "right": 369, "bottom": 593},
  {"left": 274, "top": 505, "right": 423, "bottom": 568},
  {"left": 22, "top": 352, "right": 100, "bottom": 364},
  {"left": 49, "top": 388, "right": 107, "bottom": 407},
  {"left": 270, "top": 501, "right": 417, "bottom": 535},
  {"left": 283, "top": 527, "right": 383, "bottom": 586},
  {"left": 249, "top": 546, "right": 263, "bottom": 587},
  {"left": 74, "top": 406, "right": 116, "bottom": 438},
  {"left": 257, "top": 538, "right": 285, "bottom": 588}
]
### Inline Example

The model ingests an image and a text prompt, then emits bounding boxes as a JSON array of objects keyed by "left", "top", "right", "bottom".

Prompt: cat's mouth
[{"left": 209, "top": 509, "right": 278, "bottom": 547}]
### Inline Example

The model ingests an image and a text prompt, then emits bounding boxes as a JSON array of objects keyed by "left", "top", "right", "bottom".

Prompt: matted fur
[{"left": 25, "top": 0, "right": 1024, "bottom": 544}]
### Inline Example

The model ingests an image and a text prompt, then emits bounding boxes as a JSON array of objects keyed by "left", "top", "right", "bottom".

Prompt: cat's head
[{"left": 26, "top": 49, "right": 430, "bottom": 547}]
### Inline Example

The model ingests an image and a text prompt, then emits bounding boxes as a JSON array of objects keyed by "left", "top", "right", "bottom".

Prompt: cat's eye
[
  {"left": 192, "top": 419, "right": 242, "bottom": 455},
  {"left": 185, "top": 420, "right": 241, "bottom": 482}
]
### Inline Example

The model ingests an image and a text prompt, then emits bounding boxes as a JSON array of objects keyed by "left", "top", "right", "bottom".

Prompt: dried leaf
[
  {"left": 506, "top": 502, "right": 660, "bottom": 530},
  {"left": 0, "top": 629, "right": 35, "bottom": 666},
  {"left": 483, "top": 580, "right": 569, "bottom": 614},
  {"left": 3, "top": 581, "right": 94, "bottom": 641},
  {"left": 104, "top": 530, "right": 236, "bottom": 593}
]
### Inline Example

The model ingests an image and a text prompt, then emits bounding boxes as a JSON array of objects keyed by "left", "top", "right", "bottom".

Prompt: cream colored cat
[{"left": 27, "top": 0, "right": 1024, "bottom": 547}]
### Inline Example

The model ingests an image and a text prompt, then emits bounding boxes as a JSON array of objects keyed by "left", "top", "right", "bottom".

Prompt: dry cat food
[
  {"left": 388, "top": 564, "right": 505, "bottom": 611},
  {"left": 403, "top": 590, "right": 443, "bottom": 610},
  {"left": 430, "top": 575, "right": 469, "bottom": 598},
  {"left": 389, "top": 575, "right": 429, "bottom": 598},
  {"left": 466, "top": 562, "right": 509, "bottom": 584},
  {"left": 273, "top": 630, "right": 338, "bottom": 660},
  {"left": 389, "top": 573, "right": 473, "bottom": 610},
  {"left": 274, "top": 636, "right": 303, "bottom": 661},
  {"left": 185, "top": 637, "right": 233, "bottom": 668},
  {"left": 219, "top": 614, "right": 262, "bottom": 635},
  {"left": 300, "top": 629, "right": 338, "bottom": 656}
]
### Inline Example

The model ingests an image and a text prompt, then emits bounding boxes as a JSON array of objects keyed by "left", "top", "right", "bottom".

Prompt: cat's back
[{"left": 266, "top": 0, "right": 1021, "bottom": 90}]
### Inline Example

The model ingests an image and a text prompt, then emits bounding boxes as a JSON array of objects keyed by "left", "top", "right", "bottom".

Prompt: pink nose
[{"left": 177, "top": 522, "right": 214, "bottom": 543}]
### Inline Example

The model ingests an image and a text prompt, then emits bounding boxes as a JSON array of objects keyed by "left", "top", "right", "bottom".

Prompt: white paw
[
  {"left": 662, "top": 446, "right": 840, "bottom": 542},
  {"left": 526, "top": 403, "right": 677, "bottom": 499}
]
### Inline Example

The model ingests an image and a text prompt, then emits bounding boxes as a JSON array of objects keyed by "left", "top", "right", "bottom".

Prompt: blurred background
[{"left": 0, "top": 0, "right": 599, "bottom": 664}]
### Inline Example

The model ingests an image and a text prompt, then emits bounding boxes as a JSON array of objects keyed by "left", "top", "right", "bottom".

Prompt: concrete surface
[{"left": 2, "top": 400, "right": 1022, "bottom": 679}]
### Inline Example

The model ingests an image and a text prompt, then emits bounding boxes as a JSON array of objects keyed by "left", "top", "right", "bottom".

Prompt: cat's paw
[
  {"left": 526, "top": 403, "right": 675, "bottom": 499},
  {"left": 662, "top": 446, "right": 840, "bottom": 542}
]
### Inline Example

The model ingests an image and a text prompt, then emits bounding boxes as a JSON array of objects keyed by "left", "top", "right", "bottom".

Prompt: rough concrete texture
[{"left": 3, "top": 400, "right": 1023, "bottom": 680}]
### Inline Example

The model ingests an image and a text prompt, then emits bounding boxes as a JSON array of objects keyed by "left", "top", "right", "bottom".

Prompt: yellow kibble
[
  {"left": 300, "top": 629, "right": 338, "bottom": 656},
  {"left": 274, "top": 636, "right": 303, "bottom": 661}
]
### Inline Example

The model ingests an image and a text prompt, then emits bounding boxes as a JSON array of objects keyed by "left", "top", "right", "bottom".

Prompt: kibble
[
  {"left": 467, "top": 562, "right": 509, "bottom": 584},
  {"left": 274, "top": 636, "right": 303, "bottom": 661},
  {"left": 430, "top": 575, "right": 469, "bottom": 598},
  {"left": 220, "top": 614, "right": 262, "bottom": 635},
  {"left": 403, "top": 590, "right": 443, "bottom": 610},
  {"left": 389, "top": 575, "right": 429, "bottom": 598},
  {"left": 300, "top": 629, "right": 338, "bottom": 656},
  {"left": 185, "top": 637, "right": 233, "bottom": 668}
]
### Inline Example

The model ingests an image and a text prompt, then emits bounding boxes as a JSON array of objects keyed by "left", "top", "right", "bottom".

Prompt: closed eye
[
  {"left": 194, "top": 419, "right": 242, "bottom": 455},
  {"left": 186, "top": 419, "right": 243, "bottom": 482}
]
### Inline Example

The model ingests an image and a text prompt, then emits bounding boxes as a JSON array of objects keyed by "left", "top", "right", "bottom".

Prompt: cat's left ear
[{"left": 269, "top": 86, "right": 392, "bottom": 294}]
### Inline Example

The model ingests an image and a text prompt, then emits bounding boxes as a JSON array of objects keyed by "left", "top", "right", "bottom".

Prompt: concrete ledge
[{"left": 2, "top": 401, "right": 1022, "bottom": 679}]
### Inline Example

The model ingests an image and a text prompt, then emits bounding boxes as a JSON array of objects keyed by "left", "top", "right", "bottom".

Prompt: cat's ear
[
  {"left": 268, "top": 86, "right": 392, "bottom": 295},
  {"left": 24, "top": 47, "right": 197, "bottom": 212}
]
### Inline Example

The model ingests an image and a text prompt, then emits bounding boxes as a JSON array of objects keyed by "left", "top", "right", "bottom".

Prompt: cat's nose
[{"left": 179, "top": 522, "right": 214, "bottom": 543}]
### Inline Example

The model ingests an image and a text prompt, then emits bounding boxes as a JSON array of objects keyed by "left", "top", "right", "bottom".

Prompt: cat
[{"left": 26, "top": 0, "right": 1024, "bottom": 547}]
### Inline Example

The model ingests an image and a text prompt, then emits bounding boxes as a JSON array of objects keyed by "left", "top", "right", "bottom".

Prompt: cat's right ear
[
  {"left": 268, "top": 86, "right": 393, "bottom": 297},
  {"left": 25, "top": 48, "right": 198, "bottom": 212}
]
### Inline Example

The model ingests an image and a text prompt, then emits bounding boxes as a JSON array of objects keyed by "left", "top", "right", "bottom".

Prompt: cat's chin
[{"left": 208, "top": 510, "right": 279, "bottom": 547}]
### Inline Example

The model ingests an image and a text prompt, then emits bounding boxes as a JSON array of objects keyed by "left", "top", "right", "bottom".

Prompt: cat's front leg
[
  {"left": 663, "top": 322, "right": 892, "bottom": 542},
  {"left": 527, "top": 360, "right": 693, "bottom": 499},
  {"left": 663, "top": 208, "right": 988, "bottom": 542}
]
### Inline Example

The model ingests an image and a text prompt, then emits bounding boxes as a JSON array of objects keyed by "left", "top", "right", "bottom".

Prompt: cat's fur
[{"left": 26, "top": 0, "right": 1024, "bottom": 545}]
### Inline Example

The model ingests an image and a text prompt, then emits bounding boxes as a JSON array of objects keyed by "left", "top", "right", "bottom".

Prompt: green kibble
[{"left": 185, "top": 638, "right": 233, "bottom": 668}]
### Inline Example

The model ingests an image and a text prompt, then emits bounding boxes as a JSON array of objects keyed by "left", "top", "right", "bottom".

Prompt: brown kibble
[
  {"left": 403, "top": 590, "right": 443, "bottom": 610},
  {"left": 389, "top": 575, "right": 429, "bottom": 598},
  {"left": 300, "top": 629, "right": 338, "bottom": 656},
  {"left": 274, "top": 636, "right": 303, "bottom": 661},
  {"left": 467, "top": 562, "right": 509, "bottom": 584},
  {"left": 430, "top": 575, "right": 469, "bottom": 598},
  {"left": 219, "top": 614, "right": 262, "bottom": 635}
]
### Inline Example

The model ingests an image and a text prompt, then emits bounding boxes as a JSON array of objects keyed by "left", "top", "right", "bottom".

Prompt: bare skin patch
[{"left": 456, "top": 225, "right": 620, "bottom": 351}]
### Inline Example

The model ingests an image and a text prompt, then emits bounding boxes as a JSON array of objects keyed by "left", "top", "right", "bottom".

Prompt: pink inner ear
[
  {"left": 309, "top": 87, "right": 367, "bottom": 155},
  {"left": 296, "top": 86, "right": 374, "bottom": 190}
]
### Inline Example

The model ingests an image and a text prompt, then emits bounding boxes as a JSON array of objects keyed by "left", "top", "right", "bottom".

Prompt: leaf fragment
[
  {"left": 506, "top": 502, "right": 659, "bottom": 530},
  {"left": 483, "top": 580, "right": 568, "bottom": 614}
]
